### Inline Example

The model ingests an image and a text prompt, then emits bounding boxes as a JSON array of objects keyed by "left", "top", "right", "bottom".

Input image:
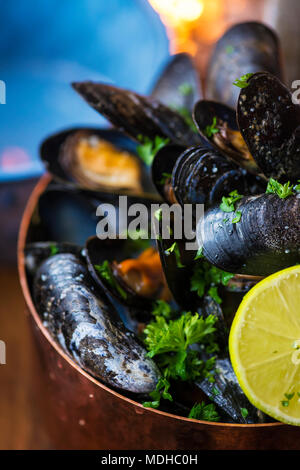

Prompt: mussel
[
  {"left": 150, "top": 52, "right": 202, "bottom": 113},
  {"left": 198, "top": 193, "right": 300, "bottom": 276},
  {"left": 72, "top": 82, "right": 202, "bottom": 147},
  {"left": 237, "top": 72, "right": 300, "bottom": 182},
  {"left": 193, "top": 100, "right": 261, "bottom": 176},
  {"left": 205, "top": 21, "right": 283, "bottom": 108},
  {"left": 85, "top": 236, "right": 171, "bottom": 313},
  {"left": 172, "top": 146, "right": 247, "bottom": 207},
  {"left": 40, "top": 127, "right": 157, "bottom": 195},
  {"left": 33, "top": 252, "right": 160, "bottom": 393}
]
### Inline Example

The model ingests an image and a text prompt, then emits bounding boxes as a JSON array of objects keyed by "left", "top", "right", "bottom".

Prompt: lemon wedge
[{"left": 229, "top": 265, "right": 300, "bottom": 425}]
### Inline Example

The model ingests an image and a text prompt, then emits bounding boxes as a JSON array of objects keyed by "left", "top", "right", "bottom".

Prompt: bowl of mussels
[{"left": 18, "top": 22, "right": 300, "bottom": 450}]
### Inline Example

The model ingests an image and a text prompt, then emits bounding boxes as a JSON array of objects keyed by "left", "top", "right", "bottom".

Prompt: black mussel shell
[
  {"left": 151, "top": 144, "right": 186, "bottom": 203},
  {"left": 72, "top": 82, "right": 201, "bottom": 147},
  {"left": 199, "top": 193, "right": 300, "bottom": 276},
  {"left": 40, "top": 127, "right": 155, "bottom": 195},
  {"left": 202, "top": 296, "right": 228, "bottom": 353},
  {"left": 85, "top": 236, "right": 163, "bottom": 312},
  {"left": 172, "top": 146, "right": 246, "bottom": 207},
  {"left": 25, "top": 241, "right": 83, "bottom": 278},
  {"left": 237, "top": 72, "right": 300, "bottom": 182},
  {"left": 193, "top": 100, "right": 261, "bottom": 175},
  {"left": 151, "top": 53, "right": 202, "bottom": 113},
  {"left": 36, "top": 184, "right": 159, "bottom": 246},
  {"left": 34, "top": 253, "right": 160, "bottom": 393},
  {"left": 196, "top": 358, "right": 263, "bottom": 423},
  {"left": 205, "top": 21, "right": 283, "bottom": 109},
  {"left": 154, "top": 213, "right": 198, "bottom": 310}
]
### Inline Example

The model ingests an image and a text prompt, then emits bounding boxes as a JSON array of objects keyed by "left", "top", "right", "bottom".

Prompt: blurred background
[{"left": 0, "top": 0, "right": 298, "bottom": 449}]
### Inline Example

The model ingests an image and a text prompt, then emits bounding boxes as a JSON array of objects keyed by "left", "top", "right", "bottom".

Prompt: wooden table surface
[{"left": 0, "top": 266, "right": 52, "bottom": 449}]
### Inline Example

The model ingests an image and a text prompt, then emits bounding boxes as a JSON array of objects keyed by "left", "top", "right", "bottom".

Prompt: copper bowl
[{"left": 17, "top": 174, "right": 300, "bottom": 450}]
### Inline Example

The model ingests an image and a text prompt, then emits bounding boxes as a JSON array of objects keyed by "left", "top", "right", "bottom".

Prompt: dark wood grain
[{"left": 0, "top": 267, "right": 52, "bottom": 449}]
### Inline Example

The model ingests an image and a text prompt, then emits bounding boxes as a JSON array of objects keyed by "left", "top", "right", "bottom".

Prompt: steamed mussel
[{"left": 26, "top": 21, "right": 300, "bottom": 425}]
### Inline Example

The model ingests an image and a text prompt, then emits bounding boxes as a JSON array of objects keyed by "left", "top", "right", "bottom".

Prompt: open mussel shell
[
  {"left": 199, "top": 193, "right": 300, "bottom": 276},
  {"left": 33, "top": 252, "right": 160, "bottom": 394},
  {"left": 205, "top": 22, "right": 283, "bottom": 108},
  {"left": 40, "top": 127, "right": 155, "bottom": 195},
  {"left": 36, "top": 184, "right": 159, "bottom": 246},
  {"left": 237, "top": 72, "right": 300, "bottom": 182},
  {"left": 196, "top": 358, "right": 264, "bottom": 424},
  {"left": 150, "top": 52, "right": 202, "bottom": 113},
  {"left": 85, "top": 236, "right": 162, "bottom": 313},
  {"left": 151, "top": 144, "right": 185, "bottom": 203},
  {"left": 193, "top": 100, "right": 261, "bottom": 176},
  {"left": 172, "top": 146, "right": 247, "bottom": 207},
  {"left": 72, "top": 82, "right": 201, "bottom": 147}
]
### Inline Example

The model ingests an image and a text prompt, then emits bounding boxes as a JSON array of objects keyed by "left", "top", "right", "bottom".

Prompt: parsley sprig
[
  {"left": 233, "top": 73, "right": 254, "bottom": 88},
  {"left": 204, "top": 116, "right": 219, "bottom": 138},
  {"left": 137, "top": 135, "right": 169, "bottom": 166},
  {"left": 220, "top": 190, "right": 243, "bottom": 224},
  {"left": 266, "top": 178, "right": 294, "bottom": 199},
  {"left": 190, "top": 261, "right": 234, "bottom": 304},
  {"left": 142, "top": 311, "right": 218, "bottom": 408},
  {"left": 188, "top": 402, "right": 220, "bottom": 422}
]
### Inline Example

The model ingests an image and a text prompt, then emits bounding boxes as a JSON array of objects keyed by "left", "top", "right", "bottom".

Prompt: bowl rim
[{"left": 17, "top": 173, "right": 284, "bottom": 429}]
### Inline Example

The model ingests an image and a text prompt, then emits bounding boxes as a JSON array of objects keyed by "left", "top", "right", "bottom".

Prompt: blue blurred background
[{"left": 0, "top": 0, "right": 169, "bottom": 182}]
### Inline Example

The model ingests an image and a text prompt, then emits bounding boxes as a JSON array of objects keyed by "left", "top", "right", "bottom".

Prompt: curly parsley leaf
[
  {"left": 50, "top": 244, "right": 59, "bottom": 256},
  {"left": 152, "top": 300, "right": 173, "bottom": 320},
  {"left": 204, "top": 116, "right": 219, "bottom": 138},
  {"left": 137, "top": 135, "right": 169, "bottom": 166},
  {"left": 233, "top": 73, "right": 254, "bottom": 89},
  {"left": 188, "top": 402, "right": 220, "bottom": 422},
  {"left": 266, "top": 178, "right": 294, "bottom": 199},
  {"left": 143, "top": 376, "right": 173, "bottom": 409}
]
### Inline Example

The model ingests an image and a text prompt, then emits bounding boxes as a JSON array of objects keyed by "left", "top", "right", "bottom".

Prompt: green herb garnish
[
  {"left": 158, "top": 172, "right": 172, "bottom": 185},
  {"left": 188, "top": 402, "right": 220, "bottom": 422},
  {"left": 172, "top": 105, "right": 198, "bottom": 133},
  {"left": 137, "top": 135, "right": 169, "bottom": 166},
  {"left": 95, "top": 261, "right": 127, "bottom": 299},
  {"left": 50, "top": 244, "right": 59, "bottom": 256},
  {"left": 232, "top": 210, "right": 242, "bottom": 224},
  {"left": 204, "top": 116, "right": 219, "bottom": 138},
  {"left": 266, "top": 178, "right": 294, "bottom": 199},
  {"left": 294, "top": 180, "right": 300, "bottom": 192},
  {"left": 284, "top": 392, "right": 295, "bottom": 400},
  {"left": 178, "top": 82, "right": 194, "bottom": 96},
  {"left": 152, "top": 300, "right": 172, "bottom": 320},
  {"left": 165, "top": 242, "right": 185, "bottom": 268},
  {"left": 225, "top": 45, "right": 234, "bottom": 55},
  {"left": 194, "top": 246, "right": 205, "bottom": 260},
  {"left": 281, "top": 400, "right": 289, "bottom": 407},
  {"left": 241, "top": 407, "right": 249, "bottom": 419},
  {"left": 233, "top": 73, "right": 254, "bottom": 88},
  {"left": 143, "top": 312, "right": 218, "bottom": 385},
  {"left": 190, "top": 261, "right": 234, "bottom": 304},
  {"left": 220, "top": 190, "right": 243, "bottom": 213},
  {"left": 143, "top": 376, "right": 172, "bottom": 409}
]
